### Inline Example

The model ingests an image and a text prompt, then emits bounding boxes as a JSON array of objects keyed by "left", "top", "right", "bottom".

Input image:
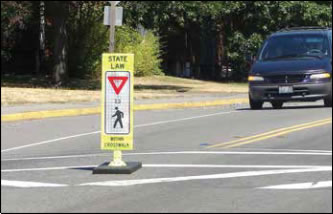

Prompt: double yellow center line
[{"left": 207, "top": 118, "right": 332, "bottom": 149}]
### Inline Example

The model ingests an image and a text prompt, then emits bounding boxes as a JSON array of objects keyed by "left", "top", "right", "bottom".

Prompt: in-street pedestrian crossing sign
[
  {"left": 105, "top": 71, "right": 130, "bottom": 135},
  {"left": 101, "top": 53, "right": 134, "bottom": 151}
]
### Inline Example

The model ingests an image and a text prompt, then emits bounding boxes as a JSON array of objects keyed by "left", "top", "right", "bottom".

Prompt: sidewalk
[{"left": 1, "top": 92, "right": 248, "bottom": 122}]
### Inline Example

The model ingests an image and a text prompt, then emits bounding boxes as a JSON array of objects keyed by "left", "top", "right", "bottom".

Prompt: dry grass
[
  {"left": 134, "top": 76, "right": 248, "bottom": 93},
  {"left": 1, "top": 76, "right": 248, "bottom": 106},
  {"left": 1, "top": 87, "right": 101, "bottom": 106}
]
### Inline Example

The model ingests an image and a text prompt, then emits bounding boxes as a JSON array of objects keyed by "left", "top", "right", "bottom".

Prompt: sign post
[{"left": 93, "top": 53, "right": 141, "bottom": 174}]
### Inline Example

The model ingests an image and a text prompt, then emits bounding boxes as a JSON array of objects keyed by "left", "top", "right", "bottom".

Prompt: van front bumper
[{"left": 249, "top": 82, "right": 332, "bottom": 102}]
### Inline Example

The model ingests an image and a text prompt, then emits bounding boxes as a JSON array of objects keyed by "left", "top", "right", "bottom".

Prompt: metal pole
[
  {"left": 109, "top": 1, "right": 116, "bottom": 53},
  {"left": 109, "top": 1, "right": 125, "bottom": 167},
  {"left": 109, "top": 150, "right": 126, "bottom": 167}
]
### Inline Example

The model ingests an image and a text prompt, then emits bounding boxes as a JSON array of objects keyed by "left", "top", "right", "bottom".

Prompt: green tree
[
  {"left": 1, "top": 1, "right": 33, "bottom": 63},
  {"left": 66, "top": 1, "right": 108, "bottom": 80},
  {"left": 122, "top": 1, "right": 331, "bottom": 80},
  {"left": 2, "top": 1, "right": 332, "bottom": 83},
  {"left": 115, "top": 26, "right": 163, "bottom": 76}
]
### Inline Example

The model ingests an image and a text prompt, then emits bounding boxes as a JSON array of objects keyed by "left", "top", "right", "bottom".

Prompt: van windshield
[{"left": 259, "top": 34, "right": 330, "bottom": 61}]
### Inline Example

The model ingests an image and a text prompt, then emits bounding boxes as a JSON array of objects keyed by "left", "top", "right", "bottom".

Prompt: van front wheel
[
  {"left": 324, "top": 91, "right": 332, "bottom": 107},
  {"left": 249, "top": 96, "right": 263, "bottom": 110}
]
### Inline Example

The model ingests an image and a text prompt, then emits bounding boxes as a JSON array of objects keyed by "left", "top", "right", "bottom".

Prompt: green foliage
[
  {"left": 115, "top": 26, "right": 163, "bottom": 77},
  {"left": 227, "top": 32, "right": 263, "bottom": 80},
  {"left": 2, "top": 1, "right": 332, "bottom": 82},
  {"left": 66, "top": 1, "right": 109, "bottom": 80},
  {"left": 121, "top": 1, "right": 332, "bottom": 81},
  {"left": 55, "top": 1, "right": 163, "bottom": 80},
  {"left": 1, "top": 1, "right": 34, "bottom": 61}
]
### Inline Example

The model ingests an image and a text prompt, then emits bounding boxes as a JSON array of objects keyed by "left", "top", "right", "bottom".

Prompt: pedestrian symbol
[
  {"left": 104, "top": 71, "right": 130, "bottom": 135},
  {"left": 113, "top": 107, "right": 124, "bottom": 128}
]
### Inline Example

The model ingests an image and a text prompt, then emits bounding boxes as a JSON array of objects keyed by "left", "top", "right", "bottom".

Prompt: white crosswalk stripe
[
  {"left": 1, "top": 180, "right": 68, "bottom": 188},
  {"left": 259, "top": 181, "right": 332, "bottom": 190}
]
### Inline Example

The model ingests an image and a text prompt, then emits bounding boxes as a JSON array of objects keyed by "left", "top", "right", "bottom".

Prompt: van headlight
[
  {"left": 310, "top": 73, "right": 331, "bottom": 80},
  {"left": 248, "top": 76, "right": 264, "bottom": 82}
]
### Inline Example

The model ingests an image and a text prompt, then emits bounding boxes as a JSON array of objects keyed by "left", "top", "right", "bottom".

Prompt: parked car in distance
[{"left": 248, "top": 27, "right": 332, "bottom": 110}]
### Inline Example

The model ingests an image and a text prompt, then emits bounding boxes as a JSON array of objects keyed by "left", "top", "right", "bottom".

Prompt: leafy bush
[
  {"left": 1, "top": 1, "right": 33, "bottom": 62},
  {"left": 67, "top": 2, "right": 108, "bottom": 80},
  {"left": 115, "top": 26, "right": 163, "bottom": 77},
  {"left": 227, "top": 32, "right": 263, "bottom": 81}
]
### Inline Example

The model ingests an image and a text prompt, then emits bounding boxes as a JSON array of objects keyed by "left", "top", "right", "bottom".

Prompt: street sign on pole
[
  {"left": 103, "top": 6, "right": 110, "bottom": 26},
  {"left": 103, "top": 6, "right": 123, "bottom": 26},
  {"left": 93, "top": 53, "right": 141, "bottom": 174},
  {"left": 115, "top": 7, "right": 123, "bottom": 26}
]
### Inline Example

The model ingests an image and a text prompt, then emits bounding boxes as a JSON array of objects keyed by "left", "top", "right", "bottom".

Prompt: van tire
[
  {"left": 249, "top": 96, "right": 263, "bottom": 110},
  {"left": 324, "top": 89, "right": 332, "bottom": 107}
]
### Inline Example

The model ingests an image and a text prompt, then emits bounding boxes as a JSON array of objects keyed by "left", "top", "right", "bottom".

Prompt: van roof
[
  {"left": 271, "top": 28, "right": 331, "bottom": 38},
  {"left": 278, "top": 26, "right": 331, "bottom": 31}
]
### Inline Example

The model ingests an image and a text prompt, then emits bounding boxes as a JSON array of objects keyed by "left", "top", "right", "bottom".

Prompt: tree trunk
[
  {"left": 216, "top": 21, "right": 225, "bottom": 80},
  {"left": 35, "top": 1, "right": 45, "bottom": 75},
  {"left": 47, "top": 1, "right": 69, "bottom": 86},
  {"left": 38, "top": 1, "right": 46, "bottom": 74}
]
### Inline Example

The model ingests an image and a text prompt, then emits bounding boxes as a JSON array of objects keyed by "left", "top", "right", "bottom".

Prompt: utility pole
[{"left": 109, "top": 1, "right": 117, "bottom": 53}]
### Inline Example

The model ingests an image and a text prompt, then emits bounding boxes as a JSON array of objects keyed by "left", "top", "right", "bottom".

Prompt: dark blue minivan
[{"left": 248, "top": 27, "right": 332, "bottom": 109}]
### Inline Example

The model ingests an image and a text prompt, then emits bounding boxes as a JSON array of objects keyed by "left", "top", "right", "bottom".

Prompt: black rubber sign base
[{"left": 92, "top": 162, "right": 142, "bottom": 174}]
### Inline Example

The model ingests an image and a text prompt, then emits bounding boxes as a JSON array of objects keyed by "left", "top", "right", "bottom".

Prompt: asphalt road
[{"left": 1, "top": 102, "right": 332, "bottom": 213}]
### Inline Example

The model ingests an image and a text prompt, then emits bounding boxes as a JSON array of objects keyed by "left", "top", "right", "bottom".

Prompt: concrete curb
[{"left": 1, "top": 98, "right": 249, "bottom": 122}]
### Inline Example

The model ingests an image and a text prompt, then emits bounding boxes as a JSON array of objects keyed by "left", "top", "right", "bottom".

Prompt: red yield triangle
[{"left": 108, "top": 76, "right": 128, "bottom": 95}]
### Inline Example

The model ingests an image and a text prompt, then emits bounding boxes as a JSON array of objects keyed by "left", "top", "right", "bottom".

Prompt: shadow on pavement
[
  {"left": 135, "top": 84, "right": 191, "bottom": 92},
  {"left": 237, "top": 105, "right": 329, "bottom": 111},
  {"left": 71, "top": 167, "right": 95, "bottom": 171}
]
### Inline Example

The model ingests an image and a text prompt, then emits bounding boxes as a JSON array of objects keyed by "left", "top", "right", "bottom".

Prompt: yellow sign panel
[{"left": 101, "top": 53, "right": 134, "bottom": 150}]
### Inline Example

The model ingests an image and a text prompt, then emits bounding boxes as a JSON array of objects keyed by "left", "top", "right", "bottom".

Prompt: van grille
[{"left": 266, "top": 75, "right": 307, "bottom": 84}]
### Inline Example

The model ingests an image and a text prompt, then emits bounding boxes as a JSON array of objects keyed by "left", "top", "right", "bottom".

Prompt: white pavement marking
[
  {"left": 1, "top": 165, "right": 96, "bottom": 173},
  {"left": 1, "top": 111, "right": 240, "bottom": 153},
  {"left": 125, "top": 151, "right": 332, "bottom": 156},
  {"left": 1, "top": 180, "right": 68, "bottom": 188},
  {"left": 1, "top": 150, "right": 331, "bottom": 162},
  {"left": 0, "top": 131, "right": 101, "bottom": 153},
  {"left": 79, "top": 167, "right": 332, "bottom": 187},
  {"left": 259, "top": 181, "right": 332, "bottom": 190},
  {"left": 236, "top": 148, "right": 332, "bottom": 153},
  {"left": 143, "top": 164, "right": 331, "bottom": 169},
  {"left": 1, "top": 164, "right": 331, "bottom": 173}
]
